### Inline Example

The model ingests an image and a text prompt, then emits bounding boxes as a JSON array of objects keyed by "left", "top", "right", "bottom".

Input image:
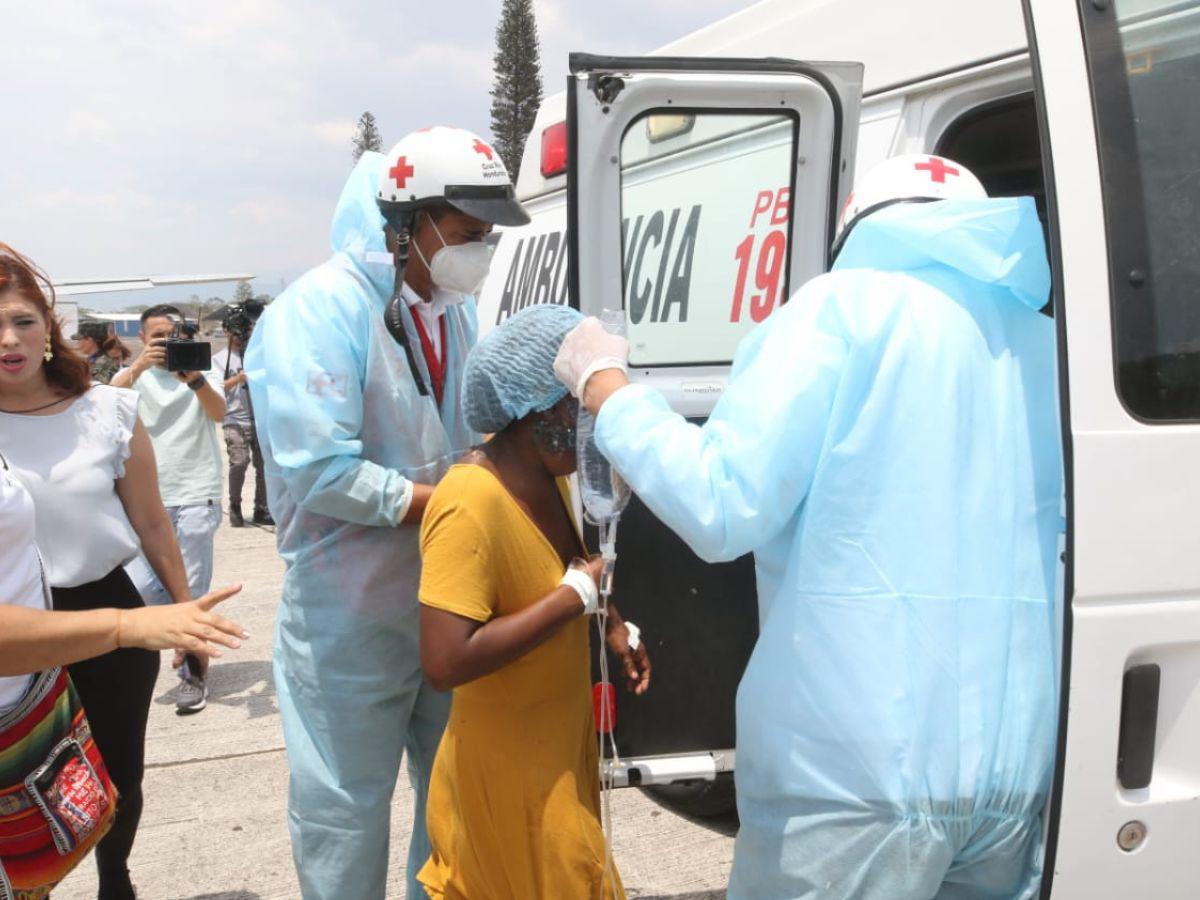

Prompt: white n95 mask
[{"left": 416, "top": 215, "right": 494, "bottom": 296}]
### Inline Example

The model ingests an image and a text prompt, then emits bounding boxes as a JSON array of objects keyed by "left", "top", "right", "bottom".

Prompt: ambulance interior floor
[{"left": 54, "top": 448, "right": 735, "bottom": 899}]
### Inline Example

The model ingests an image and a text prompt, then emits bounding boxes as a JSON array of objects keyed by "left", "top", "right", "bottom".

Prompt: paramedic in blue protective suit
[
  {"left": 554, "top": 155, "right": 1064, "bottom": 900},
  {"left": 244, "top": 125, "right": 529, "bottom": 900}
]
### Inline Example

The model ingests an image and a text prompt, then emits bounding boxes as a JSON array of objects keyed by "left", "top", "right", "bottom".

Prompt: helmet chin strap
[{"left": 383, "top": 212, "right": 430, "bottom": 398}]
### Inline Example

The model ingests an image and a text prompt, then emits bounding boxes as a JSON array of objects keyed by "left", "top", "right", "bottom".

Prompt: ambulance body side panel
[
  {"left": 1025, "top": 0, "right": 1200, "bottom": 895},
  {"left": 509, "top": 0, "right": 1028, "bottom": 206},
  {"left": 481, "top": 63, "right": 1041, "bottom": 336},
  {"left": 486, "top": 0, "right": 1039, "bottom": 336}
]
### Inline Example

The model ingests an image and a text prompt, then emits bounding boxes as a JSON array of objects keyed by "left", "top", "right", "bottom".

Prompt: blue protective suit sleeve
[
  {"left": 595, "top": 284, "right": 848, "bottom": 562},
  {"left": 250, "top": 279, "right": 411, "bottom": 527}
]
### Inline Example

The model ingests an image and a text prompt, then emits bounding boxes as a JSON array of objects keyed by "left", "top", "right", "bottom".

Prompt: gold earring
[{"left": 43, "top": 334, "right": 53, "bottom": 362}]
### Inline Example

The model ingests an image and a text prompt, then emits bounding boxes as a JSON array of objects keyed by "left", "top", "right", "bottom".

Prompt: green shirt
[{"left": 132, "top": 367, "right": 223, "bottom": 507}]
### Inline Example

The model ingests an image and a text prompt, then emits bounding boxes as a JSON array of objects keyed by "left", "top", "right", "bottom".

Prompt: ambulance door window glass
[
  {"left": 1082, "top": 0, "right": 1200, "bottom": 420},
  {"left": 618, "top": 111, "right": 797, "bottom": 367},
  {"left": 937, "top": 95, "right": 1052, "bottom": 313},
  {"left": 937, "top": 94, "right": 1046, "bottom": 221}
]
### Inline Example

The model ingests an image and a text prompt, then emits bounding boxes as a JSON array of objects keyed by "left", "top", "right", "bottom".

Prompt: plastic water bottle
[{"left": 577, "top": 310, "right": 631, "bottom": 526}]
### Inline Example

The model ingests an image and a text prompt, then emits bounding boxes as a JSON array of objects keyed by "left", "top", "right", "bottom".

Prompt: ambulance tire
[{"left": 644, "top": 773, "right": 737, "bottom": 820}]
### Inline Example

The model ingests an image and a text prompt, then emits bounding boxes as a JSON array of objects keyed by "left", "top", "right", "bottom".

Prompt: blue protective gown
[
  {"left": 595, "top": 198, "right": 1063, "bottom": 900},
  {"left": 245, "top": 152, "right": 478, "bottom": 900}
]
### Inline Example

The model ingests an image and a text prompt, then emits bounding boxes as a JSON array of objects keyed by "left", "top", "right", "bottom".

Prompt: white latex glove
[{"left": 553, "top": 317, "right": 629, "bottom": 399}]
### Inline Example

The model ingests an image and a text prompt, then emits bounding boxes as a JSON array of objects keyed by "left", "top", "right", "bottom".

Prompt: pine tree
[
  {"left": 490, "top": 0, "right": 543, "bottom": 176},
  {"left": 352, "top": 111, "right": 384, "bottom": 161}
]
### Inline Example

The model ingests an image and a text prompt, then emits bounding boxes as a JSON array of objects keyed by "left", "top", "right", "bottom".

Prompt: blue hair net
[{"left": 462, "top": 304, "right": 584, "bottom": 433}]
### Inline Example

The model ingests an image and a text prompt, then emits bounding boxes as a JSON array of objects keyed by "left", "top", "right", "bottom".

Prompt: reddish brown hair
[
  {"left": 102, "top": 333, "right": 131, "bottom": 362},
  {"left": 0, "top": 243, "right": 90, "bottom": 397}
]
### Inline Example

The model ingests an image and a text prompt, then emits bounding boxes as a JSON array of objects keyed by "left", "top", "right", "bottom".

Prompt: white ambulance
[{"left": 477, "top": 1, "right": 1200, "bottom": 895}]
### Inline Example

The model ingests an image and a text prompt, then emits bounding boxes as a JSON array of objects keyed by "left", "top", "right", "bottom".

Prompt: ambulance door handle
[{"left": 1116, "top": 663, "right": 1160, "bottom": 791}]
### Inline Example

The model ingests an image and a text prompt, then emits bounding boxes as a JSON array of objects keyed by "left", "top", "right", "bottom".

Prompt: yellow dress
[{"left": 417, "top": 464, "right": 625, "bottom": 900}]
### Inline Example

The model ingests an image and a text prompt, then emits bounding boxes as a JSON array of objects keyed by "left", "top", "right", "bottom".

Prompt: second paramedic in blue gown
[
  {"left": 245, "top": 127, "right": 529, "bottom": 900},
  {"left": 554, "top": 156, "right": 1064, "bottom": 900}
]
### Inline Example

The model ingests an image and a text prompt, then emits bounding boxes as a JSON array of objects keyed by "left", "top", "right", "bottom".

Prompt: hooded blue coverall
[
  {"left": 245, "top": 152, "right": 478, "bottom": 899},
  {"left": 595, "top": 198, "right": 1064, "bottom": 899}
]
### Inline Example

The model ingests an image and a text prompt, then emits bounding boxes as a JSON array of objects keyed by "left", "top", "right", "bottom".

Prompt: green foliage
[
  {"left": 233, "top": 281, "right": 254, "bottom": 304},
  {"left": 490, "top": 0, "right": 543, "bottom": 176},
  {"left": 352, "top": 111, "right": 384, "bottom": 161}
]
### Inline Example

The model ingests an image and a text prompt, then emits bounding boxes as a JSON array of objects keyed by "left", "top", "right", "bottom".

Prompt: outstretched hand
[{"left": 119, "top": 584, "right": 248, "bottom": 659}]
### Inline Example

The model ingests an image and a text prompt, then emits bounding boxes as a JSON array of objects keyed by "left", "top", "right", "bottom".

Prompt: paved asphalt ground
[{"left": 55, "top": 452, "right": 737, "bottom": 899}]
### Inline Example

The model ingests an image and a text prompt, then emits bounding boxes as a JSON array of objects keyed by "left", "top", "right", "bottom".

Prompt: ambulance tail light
[{"left": 541, "top": 121, "right": 568, "bottom": 178}]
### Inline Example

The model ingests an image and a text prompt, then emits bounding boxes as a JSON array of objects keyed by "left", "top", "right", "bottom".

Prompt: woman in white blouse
[
  {"left": 0, "top": 243, "right": 232, "bottom": 900},
  {"left": 0, "top": 450, "right": 246, "bottom": 899},
  {"left": 0, "top": 454, "right": 247, "bottom": 687}
]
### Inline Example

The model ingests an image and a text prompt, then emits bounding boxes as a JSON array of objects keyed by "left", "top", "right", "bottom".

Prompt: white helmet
[
  {"left": 833, "top": 154, "right": 987, "bottom": 257},
  {"left": 376, "top": 125, "right": 530, "bottom": 228}
]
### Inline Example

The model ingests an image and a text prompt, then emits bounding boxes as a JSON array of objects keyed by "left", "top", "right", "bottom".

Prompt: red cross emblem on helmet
[
  {"left": 472, "top": 139, "right": 495, "bottom": 161},
  {"left": 389, "top": 157, "right": 415, "bottom": 189},
  {"left": 914, "top": 157, "right": 960, "bottom": 184}
]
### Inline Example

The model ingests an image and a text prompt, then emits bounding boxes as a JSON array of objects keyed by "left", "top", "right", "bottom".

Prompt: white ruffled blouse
[
  {"left": 0, "top": 451, "right": 49, "bottom": 713},
  {"left": 0, "top": 385, "right": 141, "bottom": 588}
]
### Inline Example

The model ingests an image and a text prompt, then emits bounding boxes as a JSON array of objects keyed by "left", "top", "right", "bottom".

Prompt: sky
[{"left": 0, "top": 0, "right": 751, "bottom": 311}]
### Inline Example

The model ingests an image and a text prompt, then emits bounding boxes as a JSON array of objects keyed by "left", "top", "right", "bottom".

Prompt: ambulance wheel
[{"left": 644, "top": 773, "right": 737, "bottom": 820}]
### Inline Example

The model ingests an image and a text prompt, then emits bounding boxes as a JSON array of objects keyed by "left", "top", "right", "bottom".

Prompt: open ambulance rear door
[
  {"left": 1025, "top": 0, "right": 1200, "bottom": 896},
  {"left": 566, "top": 54, "right": 862, "bottom": 789}
]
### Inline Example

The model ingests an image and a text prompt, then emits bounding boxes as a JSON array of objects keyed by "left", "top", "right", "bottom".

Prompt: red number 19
[{"left": 731, "top": 229, "right": 786, "bottom": 323}]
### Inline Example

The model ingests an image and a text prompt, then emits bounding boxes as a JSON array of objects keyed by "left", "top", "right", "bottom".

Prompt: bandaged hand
[
  {"left": 553, "top": 317, "right": 629, "bottom": 399},
  {"left": 560, "top": 557, "right": 602, "bottom": 615},
  {"left": 605, "top": 607, "right": 651, "bottom": 695}
]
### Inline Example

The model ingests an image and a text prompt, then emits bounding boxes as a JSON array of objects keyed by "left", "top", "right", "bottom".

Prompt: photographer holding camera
[
  {"left": 112, "top": 304, "right": 225, "bottom": 713},
  {"left": 211, "top": 301, "right": 271, "bottom": 528}
]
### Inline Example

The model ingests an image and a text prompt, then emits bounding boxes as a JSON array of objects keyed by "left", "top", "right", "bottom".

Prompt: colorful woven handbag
[{"left": 0, "top": 667, "right": 117, "bottom": 900}]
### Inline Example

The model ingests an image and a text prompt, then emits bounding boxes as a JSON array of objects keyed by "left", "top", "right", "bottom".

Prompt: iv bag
[{"left": 577, "top": 310, "right": 631, "bottom": 526}]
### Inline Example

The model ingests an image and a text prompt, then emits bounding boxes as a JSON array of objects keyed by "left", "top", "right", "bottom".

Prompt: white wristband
[
  {"left": 624, "top": 620, "right": 641, "bottom": 652},
  {"left": 560, "top": 566, "right": 600, "bottom": 615}
]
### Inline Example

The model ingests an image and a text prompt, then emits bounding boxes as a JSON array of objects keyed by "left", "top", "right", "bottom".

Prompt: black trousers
[{"left": 52, "top": 566, "right": 158, "bottom": 890}]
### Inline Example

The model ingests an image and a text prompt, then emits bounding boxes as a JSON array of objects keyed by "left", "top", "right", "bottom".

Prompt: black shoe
[
  {"left": 229, "top": 505, "right": 244, "bottom": 528},
  {"left": 252, "top": 509, "right": 274, "bottom": 526},
  {"left": 97, "top": 865, "right": 137, "bottom": 899}
]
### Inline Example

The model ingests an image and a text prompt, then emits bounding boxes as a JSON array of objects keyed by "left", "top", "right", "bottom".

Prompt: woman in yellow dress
[{"left": 418, "top": 304, "right": 651, "bottom": 900}]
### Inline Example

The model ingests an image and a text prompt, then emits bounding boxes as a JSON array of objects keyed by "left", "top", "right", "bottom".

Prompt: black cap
[
  {"left": 379, "top": 184, "right": 530, "bottom": 232},
  {"left": 443, "top": 184, "right": 531, "bottom": 227},
  {"left": 71, "top": 321, "right": 111, "bottom": 341}
]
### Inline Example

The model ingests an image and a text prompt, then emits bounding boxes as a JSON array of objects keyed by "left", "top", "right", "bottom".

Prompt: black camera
[
  {"left": 165, "top": 321, "right": 212, "bottom": 373},
  {"left": 222, "top": 298, "right": 265, "bottom": 343}
]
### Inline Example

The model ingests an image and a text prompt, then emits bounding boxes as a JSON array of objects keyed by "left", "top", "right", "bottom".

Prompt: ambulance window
[
  {"left": 937, "top": 94, "right": 1051, "bottom": 315},
  {"left": 618, "top": 110, "right": 797, "bottom": 367},
  {"left": 1082, "top": 0, "right": 1200, "bottom": 421},
  {"left": 937, "top": 94, "right": 1046, "bottom": 223}
]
